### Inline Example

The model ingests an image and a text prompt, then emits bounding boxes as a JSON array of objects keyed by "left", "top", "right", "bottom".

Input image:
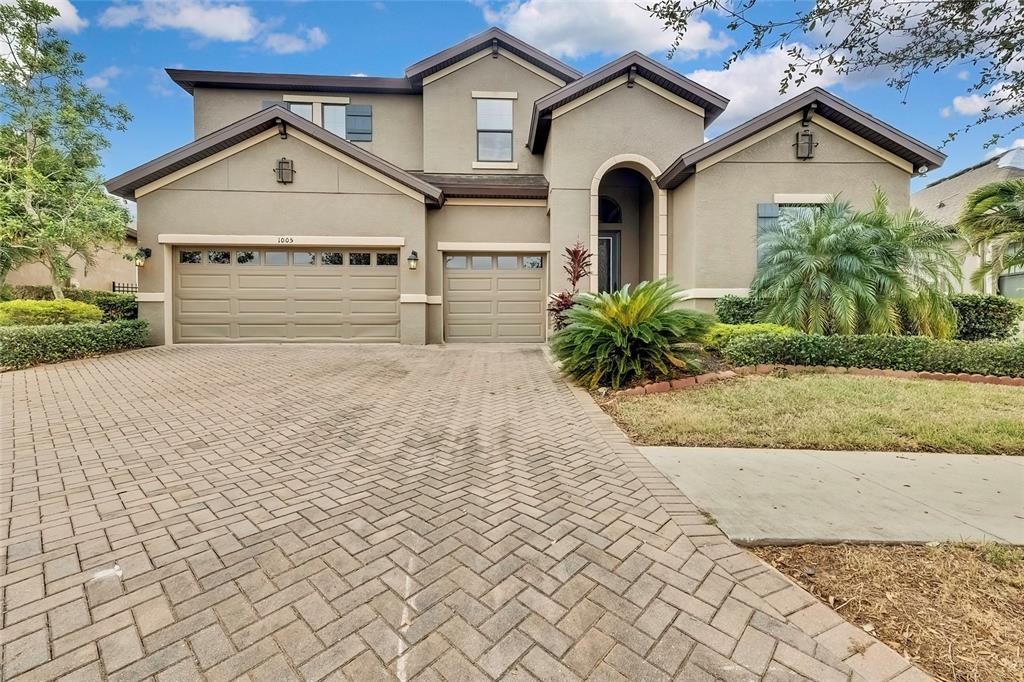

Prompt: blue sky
[{"left": 46, "top": 0, "right": 1023, "bottom": 191}]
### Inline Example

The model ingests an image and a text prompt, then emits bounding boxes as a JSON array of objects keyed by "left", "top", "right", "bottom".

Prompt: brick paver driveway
[{"left": 2, "top": 345, "right": 926, "bottom": 681}]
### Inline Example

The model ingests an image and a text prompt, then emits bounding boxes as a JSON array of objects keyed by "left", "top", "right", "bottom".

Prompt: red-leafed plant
[{"left": 548, "top": 241, "right": 593, "bottom": 330}]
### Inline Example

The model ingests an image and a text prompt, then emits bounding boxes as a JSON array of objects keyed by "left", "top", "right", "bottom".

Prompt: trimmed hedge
[
  {"left": 702, "top": 323, "right": 797, "bottom": 351},
  {"left": 714, "top": 295, "right": 765, "bottom": 324},
  {"left": 950, "top": 294, "right": 1022, "bottom": 341},
  {"left": 723, "top": 332, "right": 1024, "bottom": 378},
  {"left": 0, "top": 285, "right": 137, "bottom": 321},
  {"left": 0, "top": 320, "right": 149, "bottom": 370},
  {"left": 0, "top": 299, "right": 104, "bottom": 326}
]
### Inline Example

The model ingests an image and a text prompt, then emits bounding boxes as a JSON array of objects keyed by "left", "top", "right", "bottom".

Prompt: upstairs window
[
  {"left": 322, "top": 104, "right": 346, "bottom": 138},
  {"left": 286, "top": 102, "right": 313, "bottom": 122},
  {"left": 476, "top": 99, "right": 513, "bottom": 162},
  {"left": 263, "top": 98, "right": 372, "bottom": 142}
]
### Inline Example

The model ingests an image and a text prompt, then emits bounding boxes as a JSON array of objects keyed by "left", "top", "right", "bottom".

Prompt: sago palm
[
  {"left": 958, "top": 179, "right": 1024, "bottom": 288},
  {"left": 752, "top": 190, "right": 960, "bottom": 337},
  {"left": 550, "top": 279, "right": 712, "bottom": 389}
]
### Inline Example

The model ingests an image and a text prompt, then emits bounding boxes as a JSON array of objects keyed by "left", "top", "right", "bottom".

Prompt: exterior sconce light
[
  {"left": 134, "top": 247, "right": 152, "bottom": 267},
  {"left": 274, "top": 158, "right": 295, "bottom": 184},
  {"left": 795, "top": 129, "right": 817, "bottom": 159},
  {"left": 407, "top": 250, "right": 419, "bottom": 270}
]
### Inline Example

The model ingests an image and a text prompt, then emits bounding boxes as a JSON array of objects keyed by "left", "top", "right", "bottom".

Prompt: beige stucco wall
[
  {"left": 912, "top": 160, "right": 1024, "bottom": 293},
  {"left": 670, "top": 120, "right": 912, "bottom": 301},
  {"left": 192, "top": 87, "right": 424, "bottom": 171},
  {"left": 6, "top": 238, "right": 137, "bottom": 291},
  {"left": 545, "top": 80, "right": 705, "bottom": 293},
  {"left": 425, "top": 202, "right": 549, "bottom": 343},
  {"left": 135, "top": 133, "right": 428, "bottom": 344},
  {"left": 421, "top": 53, "right": 560, "bottom": 175}
]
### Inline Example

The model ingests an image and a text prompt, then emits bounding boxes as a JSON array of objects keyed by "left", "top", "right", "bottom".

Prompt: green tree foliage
[
  {"left": 959, "top": 179, "right": 1024, "bottom": 289},
  {"left": 645, "top": 0, "right": 1023, "bottom": 147},
  {"left": 753, "top": 191, "right": 961, "bottom": 338},
  {"left": 550, "top": 279, "right": 713, "bottom": 389},
  {"left": 0, "top": 0, "right": 132, "bottom": 296}
]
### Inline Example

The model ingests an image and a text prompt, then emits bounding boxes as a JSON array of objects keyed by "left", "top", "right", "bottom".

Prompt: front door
[{"left": 597, "top": 232, "right": 620, "bottom": 293}]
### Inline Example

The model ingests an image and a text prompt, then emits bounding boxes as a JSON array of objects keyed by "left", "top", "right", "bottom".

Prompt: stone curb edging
[{"left": 613, "top": 364, "right": 1024, "bottom": 397}]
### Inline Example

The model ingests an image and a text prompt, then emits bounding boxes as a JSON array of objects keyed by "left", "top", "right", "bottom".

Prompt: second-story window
[
  {"left": 287, "top": 102, "right": 313, "bottom": 122},
  {"left": 322, "top": 104, "right": 346, "bottom": 138},
  {"left": 477, "top": 99, "right": 513, "bottom": 162}
]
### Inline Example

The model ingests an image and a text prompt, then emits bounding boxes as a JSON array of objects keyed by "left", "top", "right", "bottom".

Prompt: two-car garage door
[{"left": 173, "top": 246, "right": 400, "bottom": 342}]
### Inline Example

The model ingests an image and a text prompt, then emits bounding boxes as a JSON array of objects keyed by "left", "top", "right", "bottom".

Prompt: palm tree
[
  {"left": 958, "top": 179, "right": 1024, "bottom": 289},
  {"left": 752, "top": 190, "right": 961, "bottom": 337}
]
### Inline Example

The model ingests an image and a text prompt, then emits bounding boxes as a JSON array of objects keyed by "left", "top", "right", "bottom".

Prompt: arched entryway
[{"left": 590, "top": 155, "right": 667, "bottom": 293}]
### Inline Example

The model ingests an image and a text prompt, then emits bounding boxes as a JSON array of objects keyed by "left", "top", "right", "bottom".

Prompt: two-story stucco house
[{"left": 107, "top": 27, "right": 946, "bottom": 345}]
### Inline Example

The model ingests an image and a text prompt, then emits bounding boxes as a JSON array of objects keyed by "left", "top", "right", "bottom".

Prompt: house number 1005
[{"left": 277, "top": 237, "right": 295, "bottom": 244}]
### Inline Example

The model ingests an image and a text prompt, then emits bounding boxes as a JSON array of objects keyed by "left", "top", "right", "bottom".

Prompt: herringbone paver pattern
[{"left": 1, "top": 345, "right": 927, "bottom": 681}]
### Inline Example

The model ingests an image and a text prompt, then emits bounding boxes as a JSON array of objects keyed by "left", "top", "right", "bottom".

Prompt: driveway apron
[{"left": 1, "top": 345, "right": 927, "bottom": 681}]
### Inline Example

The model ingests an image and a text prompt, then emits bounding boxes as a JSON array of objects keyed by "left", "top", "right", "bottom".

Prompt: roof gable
[
  {"left": 404, "top": 27, "right": 582, "bottom": 85},
  {"left": 657, "top": 87, "right": 946, "bottom": 188},
  {"left": 528, "top": 52, "right": 729, "bottom": 152},
  {"left": 106, "top": 107, "right": 443, "bottom": 204}
]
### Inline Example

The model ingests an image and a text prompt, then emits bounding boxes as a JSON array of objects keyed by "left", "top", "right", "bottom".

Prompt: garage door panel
[
  {"left": 179, "top": 299, "right": 231, "bottom": 314},
  {"left": 445, "top": 252, "right": 546, "bottom": 343},
  {"left": 174, "top": 247, "right": 399, "bottom": 343},
  {"left": 179, "top": 273, "right": 231, "bottom": 288}
]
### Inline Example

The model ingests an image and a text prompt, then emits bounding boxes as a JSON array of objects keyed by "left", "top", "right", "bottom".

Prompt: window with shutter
[{"left": 346, "top": 105, "right": 372, "bottom": 142}]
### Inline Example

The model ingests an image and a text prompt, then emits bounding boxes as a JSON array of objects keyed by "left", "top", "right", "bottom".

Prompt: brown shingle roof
[{"left": 414, "top": 173, "right": 548, "bottom": 200}]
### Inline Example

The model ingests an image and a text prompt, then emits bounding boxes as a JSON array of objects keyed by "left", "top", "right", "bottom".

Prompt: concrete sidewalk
[{"left": 642, "top": 446, "right": 1024, "bottom": 545}]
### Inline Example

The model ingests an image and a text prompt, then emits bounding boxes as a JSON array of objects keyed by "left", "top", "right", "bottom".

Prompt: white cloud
[
  {"left": 348, "top": 73, "right": 369, "bottom": 77},
  {"left": 687, "top": 45, "right": 844, "bottom": 129},
  {"left": 263, "top": 26, "right": 327, "bottom": 54},
  {"left": 987, "top": 138, "right": 1024, "bottom": 158},
  {"left": 44, "top": 0, "right": 87, "bottom": 32},
  {"left": 480, "top": 0, "right": 729, "bottom": 59},
  {"left": 945, "top": 83, "right": 1013, "bottom": 117},
  {"left": 85, "top": 66, "right": 122, "bottom": 89},
  {"left": 99, "top": 0, "right": 262, "bottom": 41}
]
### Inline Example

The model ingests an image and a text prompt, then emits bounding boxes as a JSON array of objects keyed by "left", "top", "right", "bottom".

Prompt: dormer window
[{"left": 476, "top": 98, "right": 513, "bottom": 162}]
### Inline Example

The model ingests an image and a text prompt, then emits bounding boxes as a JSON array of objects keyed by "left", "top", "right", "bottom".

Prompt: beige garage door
[
  {"left": 173, "top": 247, "right": 400, "bottom": 342},
  {"left": 444, "top": 253, "right": 546, "bottom": 342}
]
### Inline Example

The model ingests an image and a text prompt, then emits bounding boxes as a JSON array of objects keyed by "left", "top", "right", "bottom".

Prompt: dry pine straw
[{"left": 752, "top": 544, "right": 1024, "bottom": 682}]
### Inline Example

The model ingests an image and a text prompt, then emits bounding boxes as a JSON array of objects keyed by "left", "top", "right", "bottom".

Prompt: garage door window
[
  {"left": 294, "top": 251, "right": 316, "bottom": 265},
  {"left": 523, "top": 256, "right": 543, "bottom": 269},
  {"left": 208, "top": 250, "right": 230, "bottom": 265},
  {"left": 446, "top": 255, "right": 467, "bottom": 269},
  {"left": 471, "top": 256, "right": 493, "bottom": 270},
  {"left": 376, "top": 253, "right": 398, "bottom": 266},
  {"left": 322, "top": 251, "right": 343, "bottom": 265},
  {"left": 179, "top": 250, "right": 201, "bottom": 264},
  {"left": 350, "top": 252, "right": 371, "bottom": 266},
  {"left": 497, "top": 256, "right": 518, "bottom": 269},
  {"left": 265, "top": 251, "right": 288, "bottom": 266},
  {"left": 236, "top": 250, "right": 259, "bottom": 265}
]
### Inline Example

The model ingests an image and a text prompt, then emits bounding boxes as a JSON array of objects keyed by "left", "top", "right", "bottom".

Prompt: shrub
[
  {"left": 548, "top": 241, "right": 593, "bottom": 330},
  {"left": 0, "top": 320, "right": 149, "bottom": 370},
  {"left": 702, "top": 323, "right": 797, "bottom": 351},
  {"left": 0, "top": 299, "right": 104, "bottom": 326},
  {"left": 550, "top": 279, "right": 714, "bottom": 389},
  {"left": 723, "top": 332, "right": 1024, "bottom": 377},
  {"left": 0, "top": 285, "right": 137, "bottom": 320},
  {"left": 951, "top": 294, "right": 1023, "bottom": 341},
  {"left": 714, "top": 295, "right": 764, "bottom": 324}
]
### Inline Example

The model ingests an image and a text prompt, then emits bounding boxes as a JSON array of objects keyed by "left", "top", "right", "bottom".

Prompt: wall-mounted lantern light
[
  {"left": 407, "top": 250, "right": 419, "bottom": 270},
  {"left": 274, "top": 158, "right": 295, "bottom": 184},
  {"left": 134, "top": 247, "right": 152, "bottom": 267},
  {"left": 794, "top": 129, "right": 817, "bottom": 159}
]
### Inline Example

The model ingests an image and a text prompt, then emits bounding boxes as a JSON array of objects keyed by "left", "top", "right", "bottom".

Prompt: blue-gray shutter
[
  {"left": 346, "top": 105, "right": 372, "bottom": 141},
  {"left": 756, "top": 203, "right": 779, "bottom": 267}
]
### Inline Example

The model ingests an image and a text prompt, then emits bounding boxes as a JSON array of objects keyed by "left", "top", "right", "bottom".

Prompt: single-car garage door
[
  {"left": 173, "top": 246, "right": 400, "bottom": 342},
  {"left": 444, "top": 253, "right": 546, "bottom": 342}
]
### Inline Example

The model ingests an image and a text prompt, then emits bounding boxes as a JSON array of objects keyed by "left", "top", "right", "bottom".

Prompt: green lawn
[{"left": 607, "top": 374, "right": 1024, "bottom": 455}]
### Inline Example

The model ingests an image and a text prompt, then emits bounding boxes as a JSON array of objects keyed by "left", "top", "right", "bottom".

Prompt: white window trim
[
  {"left": 282, "top": 95, "right": 351, "bottom": 129},
  {"left": 773, "top": 193, "right": 832, "bottom": 204},
  {"left": 472, "top": 161, "right": 519, "bottom": 170},
  {"left": 472, "top": 91, "right": 518, "bottom": 100}
]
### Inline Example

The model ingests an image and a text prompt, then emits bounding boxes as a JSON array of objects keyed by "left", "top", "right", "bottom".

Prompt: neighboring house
[
  {"left": 5, "top": 228, "right": 138, "bottom": 292},
  {"left": 912, "top": 148, "right": 1024, "bottom": 298},
  {"left": 107, "top": 27, "right": 945, "bottom": 345}
]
